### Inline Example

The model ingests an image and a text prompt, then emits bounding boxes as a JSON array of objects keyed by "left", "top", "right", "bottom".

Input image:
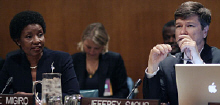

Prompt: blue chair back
[{"left": 127, "top": 77, "right": 134, "bottom": 99}]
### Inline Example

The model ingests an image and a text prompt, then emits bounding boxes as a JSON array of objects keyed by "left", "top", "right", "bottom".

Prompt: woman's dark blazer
[
  {"left": 0, "top": 49, "right": 80, "bottom": 97},
  {"left": 72, "top": 51, "right": 129, "bottom": 98}
]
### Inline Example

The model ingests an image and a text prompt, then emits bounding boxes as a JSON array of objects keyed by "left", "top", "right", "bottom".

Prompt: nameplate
[
  {"left": 81, "top": 97, "right": 159, "bottom": 105},
  {"left": 0, "top": 94, "right": 34, "bottom": 105}
]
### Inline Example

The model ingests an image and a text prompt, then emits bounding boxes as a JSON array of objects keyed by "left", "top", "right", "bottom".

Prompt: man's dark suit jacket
[
  {"left": 72, "top": 51, "right": 129, "bottom": 98},
  {"left": 143, "top": 44, "right": 220, "bottom": 105},
  {"left": 0, "top": 49, "right": 80, "bottom": 98}
]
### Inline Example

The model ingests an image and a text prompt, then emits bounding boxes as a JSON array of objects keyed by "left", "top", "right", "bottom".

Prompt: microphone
[
  {"left": 1, "top": 77, "right": 13, "bottom": 94},
  {"left": 127, "top": 78, "right": 142, "bottom": 99}
]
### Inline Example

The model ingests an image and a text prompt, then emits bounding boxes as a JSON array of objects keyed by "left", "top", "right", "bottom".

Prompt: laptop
[{"left": 175, "top": 64, "right": 220, "bottom": 105}]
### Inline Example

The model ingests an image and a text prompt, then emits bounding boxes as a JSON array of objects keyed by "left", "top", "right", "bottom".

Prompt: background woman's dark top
[{"left": 72, "top": 51, "right": 129, "bottom": 98}]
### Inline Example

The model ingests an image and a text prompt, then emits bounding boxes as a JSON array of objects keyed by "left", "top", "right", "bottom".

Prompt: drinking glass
[{"left": 33, "top": 73, "right": 62, "bottom": 105}]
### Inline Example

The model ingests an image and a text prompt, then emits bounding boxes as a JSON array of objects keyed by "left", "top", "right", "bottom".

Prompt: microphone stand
[
  {"left": 127, "top": 87, "right": 136, "bottom": 99},
  {"left": 1, "top": 77, "right": 13, "bottom": 94},
  {"left": 127, "top": 79, "right": 142, "bottom": 99}
]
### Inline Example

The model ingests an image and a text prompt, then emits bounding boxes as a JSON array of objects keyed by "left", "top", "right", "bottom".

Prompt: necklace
[
  {"left": 86, "top": 58, "right": 99, "bottom": 78},
  {"left": 89, "top": 74, "right": 93, "bottom": 78},
  {"left": 87, "top": 69, "right": 97, "bottom": 78},
  {"left": 30, "top": 66, "right": 37, "bottom": 69}
]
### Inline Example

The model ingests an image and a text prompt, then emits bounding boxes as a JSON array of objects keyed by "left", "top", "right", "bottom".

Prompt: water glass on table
[{"left": 64, "top": 94, "right": 83, "bottom": 105}]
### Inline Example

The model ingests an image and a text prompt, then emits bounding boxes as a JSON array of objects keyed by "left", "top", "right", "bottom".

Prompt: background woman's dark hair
[{"left": 9, "top": 11, "right": 46, "bottom": 41}]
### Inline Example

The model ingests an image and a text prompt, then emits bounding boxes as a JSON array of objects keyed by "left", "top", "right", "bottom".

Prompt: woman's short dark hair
[
  {"left": 9, "top": 11, "right": 46, "bottom": 40},
  {"left": 174, "top": 1, "right": 211, "bottom": 29}
]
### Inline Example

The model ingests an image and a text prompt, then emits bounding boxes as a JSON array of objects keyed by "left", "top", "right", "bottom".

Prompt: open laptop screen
[{"left": 175, "top": 64, "right": 220, "bottom": 105}]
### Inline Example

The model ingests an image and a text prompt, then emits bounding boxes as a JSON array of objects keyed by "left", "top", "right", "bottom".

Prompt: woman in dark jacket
[
  {"left": 0, "top": 11, "right": 80, "bottom": 103},
  {"left": 72, "top": 23, "right": 129, "bottom": 98}
]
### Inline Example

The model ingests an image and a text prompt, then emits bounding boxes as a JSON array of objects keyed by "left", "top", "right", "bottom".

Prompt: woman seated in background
[
  {"left": 0, "top": 11, "right": 80, "bottom": 98},
  {"left": 72, "top": 22, "right": 129, "bottom": 98}
]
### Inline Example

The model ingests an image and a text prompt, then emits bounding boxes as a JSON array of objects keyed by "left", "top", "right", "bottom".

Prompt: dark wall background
[{"left": 1, "top": 0, "right": 220, "bottom": 99}]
